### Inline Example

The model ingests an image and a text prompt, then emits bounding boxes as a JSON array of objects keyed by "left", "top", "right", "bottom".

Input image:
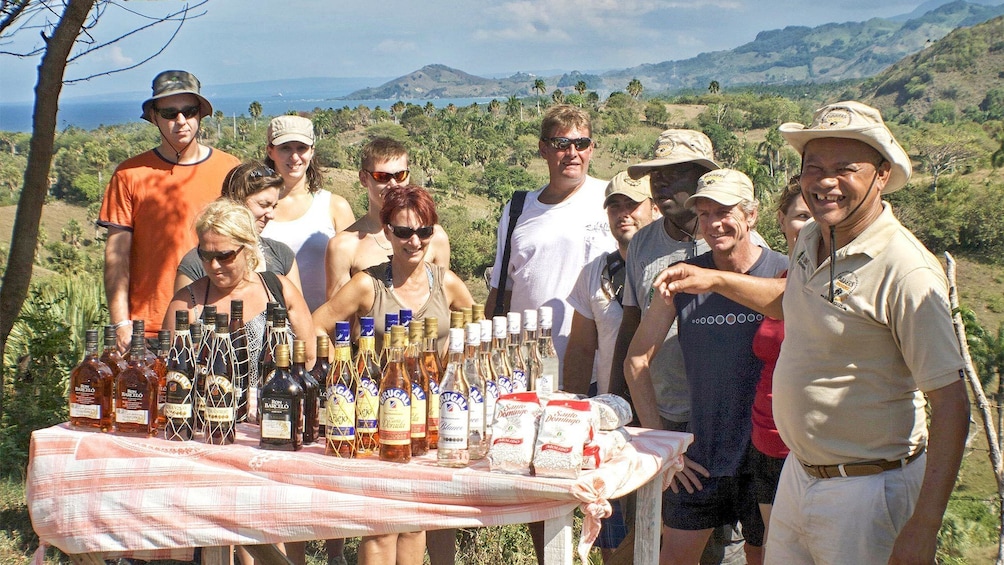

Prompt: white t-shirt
[
  {"left": 567, "top": 251, "right": 623, "bottom": 394},
  {"left": 490, "top": 176, "right": 615, "bottom": 384},
  {"left": 260, "top": 190, "right": 336, "bottom": 311}
]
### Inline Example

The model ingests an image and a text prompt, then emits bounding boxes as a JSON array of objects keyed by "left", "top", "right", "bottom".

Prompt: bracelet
[{"left": 111, "top": 320, "right": 132, "bottom": 330}]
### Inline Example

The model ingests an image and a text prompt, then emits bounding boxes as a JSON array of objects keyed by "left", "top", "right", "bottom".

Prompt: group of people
[{"left": 99, "top": 68, "right": 969, "bottom": 565}]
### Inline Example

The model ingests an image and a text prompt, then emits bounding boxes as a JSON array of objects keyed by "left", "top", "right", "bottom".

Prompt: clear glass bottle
[
  {"left": 506, "top": 312, "right": 528, "bottom": 393},
  {"left": 115, "top": 333, "right": 158, "bottom": 437},
  {"left": 326, "top": 322, "right": 357, "bottom": 458},
  {"left": 69, "top": 328, "right": 114, "bottom": 431},
  {"left": 537, "top": 306, "right": 559, "bottom": 398},
  {"left": 355, "top": 316, "right": 381, "bottom": 455},
  {"left": 259, "top": 343, "right": 303, "bottom": 451},
  {"left": 292, "top": 339, "right": 319, "bottom": 444},
  {"left": 522, "top": 309, "right": 541, "bottom": 394},
  {"left": 406, "top": 320, "right": 428, "bottom": 456},
  {"left": 437, "top": 327, "right": 470, "bottom": 468},
  {"left": 379, "top": 325, "right": 411, "bottom": 463},
  {"left": 490, "top": 316, "right": 513, "bottom": 395},
  {"left": 422, "top": 317, "right": 443, "bottom": 450},
  {"left": 479, "top": 319, "right": 498, "bottom": 441},
  {"left": 313, "top": 335, "right": 332, "bottom": 441},
  {"left": 464, "top": 322, "right": 487, "bottom": 460},
  {"left": 205, "top": 312, "right": 237, "bottom": 445},
  {"left": 164, "top": 310, "right": 197, "bottom": 441}
]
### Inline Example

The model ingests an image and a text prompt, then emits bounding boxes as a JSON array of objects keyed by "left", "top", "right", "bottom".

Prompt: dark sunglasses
[
  {"left": 541, "top": 137, "right": 592, "bottom": 151},
  {"left": 365, "top": 169, "right": 410, "bottom": 183},
  {"left": 248, "top": 166, "right": 276, "bottom": 179},
  {"left": 154, "top": 105, "right": 201, "bottom": 121},
  {"left": 388, "top": 225, "right": 434, "bottom": 240},
  {"left": 196, "top": 247, "right": 242, "bottom": 263}
]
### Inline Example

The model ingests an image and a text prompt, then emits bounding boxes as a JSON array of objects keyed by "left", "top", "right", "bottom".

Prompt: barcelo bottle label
[
  {"left": 261, "top": 398, "right": 293, "bottom": 439},
  {"left": 379, "top": 388, "right": 411, "bottom": 445},
  {"left": 439, "top": 391, "right": 469, "bottom": 449},
  {"left": 327, "top": 384, "right": 355, "bottom": 441}
]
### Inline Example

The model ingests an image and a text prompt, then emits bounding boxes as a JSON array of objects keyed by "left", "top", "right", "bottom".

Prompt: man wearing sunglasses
[
  {"left": 99, "top": 70, "right": 239, "bottom": 351},
  {"left": 324, "top": 137, "right": 451, "bottom": 301}
]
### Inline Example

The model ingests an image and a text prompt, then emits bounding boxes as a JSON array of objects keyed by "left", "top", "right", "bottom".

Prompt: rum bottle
[
  {"left": 258, "top": 305, "right": 291, "bottom": 422},
  {"left": 115, "top": 333, "right": 158, "bottom": 437},
  {"left": 379, "top": 312, "right": 399, "bottom": 367},
  {"left": 229, "top": 299, "right": 250, "bottom": 423},
  {"left": 437, "top": 327, "right": 470, "bottom": 467},
  {"left": 405, "top": 320, "right": 428, "bottom": 456},
  {"left": 204, "top": 312, "right": 237, "bottom": 445},
  {"left": 537, "top": 306, "right": 559, "bottom": 397},
  {"left": 153, "top": 330, "right": 171, "bottom": 430},
  {"left": 326, "top": 322, "right": 357, "bottom": 457},
  {"left": 490, "top": 316, "right": 513, "bottom": 395},
  {"left": 259, "top": 343, "right": 303, "bottom": 451},
  {"left": 522, "top": 309, "right": 541, "bottom": 393},
  {"left": 292, "top": 339, "right": 319, "bottom": 444},
  {"left": 464, "top": 323, "right": 487, "bottom": 459},
  {"left": 100, "top": 324, "right": 127, "bottom": 378},
  {"left": 479, "top": 319, "right": 498, "bottom": 439},
  {"left": 399, "top": 308, "right": 413, "bottom": 331},
  {"left": 314, "top": 335, "right": 332, "bottom": 440},
  {"left": 164, "top": 310, "right": 197, "bottom": 441},
  {"left": 69, "top": 328, "right": 114, "bottom": 431},
  {"left": 422, "top": 317, "right": 443, "bottom": 449},
  {"left": 378, "top": 325, "right": 411, "bottom": 463},
  {"left": 506, "top": 312, "right": 528, "bottom": 393},
  {"left": 195, "top": 306, "right": 217, "bottom": 431},
  {"left": 355, "top": 316, "right": 381, "bottom": 455}
]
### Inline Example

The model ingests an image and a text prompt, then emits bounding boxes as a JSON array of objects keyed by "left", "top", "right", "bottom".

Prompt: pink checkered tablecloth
[{"left": 27, "top": 423, "right": 691, "bottom": 562}]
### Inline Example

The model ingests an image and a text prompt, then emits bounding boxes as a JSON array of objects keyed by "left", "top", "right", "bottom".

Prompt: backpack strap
[
  {"left": 493, "top": 190, "right": 528, "bottom": 317},
  {"left": 260, "top": 271, "right": 287, "bottom": 310}
]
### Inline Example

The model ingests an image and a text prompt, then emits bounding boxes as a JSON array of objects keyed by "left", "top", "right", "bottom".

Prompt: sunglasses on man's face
[
  {"left": 196, "top": 247, "right": 242, "bottom": 263},
  {"left": 541, "top": 137, "right": 592, "bottom": 151},
  {"left": 388, "top": 225, "right": 435, "bottom": 240},
  {"left": 155, "top": 105, "right": 201, "bottom": 121},
  {"left": 365, "top": 169, "right": 410, "bottom": 183}
]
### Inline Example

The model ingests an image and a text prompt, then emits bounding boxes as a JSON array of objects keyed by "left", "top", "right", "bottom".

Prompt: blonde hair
[{"left": 195, "top": 200, "right": 261, "bottom": 272}]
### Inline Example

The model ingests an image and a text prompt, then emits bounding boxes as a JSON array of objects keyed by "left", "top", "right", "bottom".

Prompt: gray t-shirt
[
  {"left": 622, "top": 220, "right": 709, "bottom": 422},
  {"left": 177, "top": 237, "right": 295, "bottom": 282}
]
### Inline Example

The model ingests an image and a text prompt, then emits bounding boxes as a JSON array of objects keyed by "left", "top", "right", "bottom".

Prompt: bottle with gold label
[
  {"left": 379, "top": 325, "right": 411, "bottom": 463},
  {"left": 115, "top": 333, "right": 158, "bottom": 437},
  {"left": 259, "top": 343, "right": 302, "bottom": 451},
  {"left": 292, "top": 339, "right": 319, "bottom": 444},
  {"left": 355, "top": 316, "right": 381, "bottom": 455},
  {"left": 195, "top": 306, "right": 216, "bottom": 431},
  {"left": 422, "top": 317, "right": 443, "bottom": 450},
  {"left": 205, "top": 313, "right": 236, "bottom": 445},
  {"left": 437, "top": 328, "right": 470, "bottom": 467},
  {"left": 405, "top": 320, "right": 428, "bottom": 456},
  {"left": 314, "top": 335, "right": 332, "bottom": 440},
  {"left": 506, "top": 312, "right": 528, "bottom": 393},
  {"left": 490, "top": 316, "right": 513, "bottom": 395},
  {"left": 326, "top": 322, "right": 357, "bottom": 457},
  {"left": 462, "top": 306, "right": 473, "bottom": 327},
  {"left": 464, "top": 323, "right": 487, "bottom": 459},
  {"left": 257, "top": 306, "right": 291, "bottom": 422},
  {"left": 164, "top": 311, "right": 197, "bottom": 441},
  {"left": 70, "top": 328, "right": 114, "bottom": 431}
]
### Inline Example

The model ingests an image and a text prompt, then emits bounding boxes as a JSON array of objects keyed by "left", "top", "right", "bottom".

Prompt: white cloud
[{"left": 104, "top": 46, "right": 134, "bottom": 67}]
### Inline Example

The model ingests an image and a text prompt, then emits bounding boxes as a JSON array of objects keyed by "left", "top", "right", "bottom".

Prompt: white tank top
[{"left": 260, "top": 190, "right": 336, "bottom": 311}]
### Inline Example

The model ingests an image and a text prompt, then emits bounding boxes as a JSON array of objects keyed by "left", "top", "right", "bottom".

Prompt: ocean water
[{"left": 0, "top": 95, "right": 501, "bottom": 133}]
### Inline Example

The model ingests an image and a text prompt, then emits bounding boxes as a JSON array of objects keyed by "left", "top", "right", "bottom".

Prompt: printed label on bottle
[
  {"left": 70, "top": 403, "right": 100, "bottom": 419},
  {"left": 512, "top": 369, "right": 528, "bottom": 392},
  {"left": 379, "top": 388, "right": 411, "bottom": 445},
  {"left": 496, "top": 375, "right": 513, "bottom": 395},
  {"left": 536, "top": 374, "right": 554, "bottom": 398},
  {"left": 439, "top": 391, "right": 469, "bottom": 449},
  {"left": 356, "top": 377, "right": 379, "bottom": 433},
  {"left": 427, "top": 380, "right": 441, "bottom": 430},
  {"left": 116, "top": 407, "right": 149, "bottom": 425},
  {"left": 469, "top": 385, "right": 485, "bottom": 433},
  {"left": 410, "top": 381, "right": 427, "bottom": 438},
  {"left": 327, "top": 384, "right": 355, "bottom": 440},
  {"left": 205, "top": 375, "right": 235, "bottom": 423},
  {"left": 260, "top": 397, "right": 293, "bottom": 439}
]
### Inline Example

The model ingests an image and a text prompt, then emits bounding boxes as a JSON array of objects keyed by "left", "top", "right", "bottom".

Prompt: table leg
[
  {"left": 634, "top": 477, "right": 663, "bottom": 565},
  {"left": 202, "top": 546, "right": 230, "bottom": 565},
  {"left": 542, "top": 511, "right": 573, "bottom": 565}
]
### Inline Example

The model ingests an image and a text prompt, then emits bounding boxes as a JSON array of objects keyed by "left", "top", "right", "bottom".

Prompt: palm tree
[
  {"left": 488, "top": 98, "right": 502, "bottom": 117},
  {"left": 248, "top": 101, "right": 263, "bottom": 130},
  {"left": 551, "top": 89, "right": 565, "bottom": 105},
  {"left": 708, "top": 80, "right": 720, "bottom": 94},
  {"left": 575, "top": 80, "right": 587, "bottom": 96},
  {"left": 505, "top": 95, "right": 523, "bottom": 120},
  {"left": 533, "top": 78, "right": 546, "bottom": 115},
  {"left": 214, "top": 110, "right": 224, "bottom": 139},
  {"left": 391, "top": 101, "right": 406, "bottom": 123},
  {"left": 626, "top": 78, "right": 643, "bottom": 100}
]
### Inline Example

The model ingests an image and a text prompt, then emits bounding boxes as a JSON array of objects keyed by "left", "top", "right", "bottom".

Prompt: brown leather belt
[{"left": 799, "top": 447, "right": 925, "bottom": 479}]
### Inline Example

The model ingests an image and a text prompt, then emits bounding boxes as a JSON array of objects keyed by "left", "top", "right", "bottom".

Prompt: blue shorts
[{"left": 662, "top": 459, "right": 764, "bottom": 547}]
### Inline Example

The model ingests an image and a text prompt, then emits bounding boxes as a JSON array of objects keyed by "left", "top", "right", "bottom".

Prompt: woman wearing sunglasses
[
  {"left": 314, "top": 183, "right": 473, "bottom": 354},
  {"left": 262, "top": 115, "right": 355, "bottom": 311},
  {"left": 173, "top": 160, "right": 304, "bottom": 293}
]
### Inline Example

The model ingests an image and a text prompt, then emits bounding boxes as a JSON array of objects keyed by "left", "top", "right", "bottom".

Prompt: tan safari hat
[
  {"left": 267, "top": 115, "right": 315, "bottom": 147},
  {"left": 141, "top": 70, "right": 212, "bottom": 123},
  {"left": 604, "top": 171, "right": 652, "bottom": 208},
  {"left": 685, "top": 168, "right": 755, "bottom": 208},
  {"left": 779, "top": 100, "right": 912, "bottom": 193},
  {"left": 628, "top": 129, "right": 719, "bottom": 179}
]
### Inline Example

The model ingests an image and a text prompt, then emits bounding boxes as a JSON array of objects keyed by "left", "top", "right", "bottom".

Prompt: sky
[{"left": 0, "top": 0, "right": 973, "bottom": 103}]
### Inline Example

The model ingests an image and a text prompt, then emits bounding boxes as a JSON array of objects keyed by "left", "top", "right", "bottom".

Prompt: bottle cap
[
  {"left": 424, "top": 317, "right": 438, "bottom": 339},
  {"left": 448, "top": 328, "right": 464, "bottom": 352},
  {"left": 390, "top": 324, "right": 407, "bottom": 347},
  {"left": 230, "top": 299, "right": 243, "bottom": 317},
  {"left": 466, "top": 322, "right": 480, "bottom": 346},
  {"left": 316, "top": 334, "right": 330, "bottom": 354},
  {"left": 175, "top": 310, "right": 189, "bottom": 329},
  {"left": 335, "top": 321, "right": 351, "bottom": 344},
  {"left": 293, "top": 339, "right": 306, "bottom": 362},
  {"left": 472, "top": 303, "right": 485, "bottom": 322},
  {"left": 480, "top": 319, "right": 492, "bottom": 342},
  {"left": 384, "top": 313, "right": 399, "bottom": 332},
  {"left": 450, "top": 311, "right": 464, "bottom": 329},
  {"left": 523, "top": 309, "right": 537, "bottom": 331},
  {"left": 399, "top": 309, "right": 413, "bottom": 328},
  {"left": 493, "top": 316, "right": 507, "bottom": 339},
  {"left": 359, "top": 316, "right": 375, "bottom": 337},
  {"left": 507, "top": 312, "right": 521, "bottom": 334},
  {"left": 409, "top": 320, "right": 424, "bottom": 342},
  {"left": 215, "top": 312, "right": 229, "bottom": 330},
  {"left": 539, "top": 306, "right": 553, "bottom": 329},
  {"left": 273, "top": 307, "right": 287, "bottom": 326},
  {"left": 276, "top": 343, "right": 290, "bottom": 367}
]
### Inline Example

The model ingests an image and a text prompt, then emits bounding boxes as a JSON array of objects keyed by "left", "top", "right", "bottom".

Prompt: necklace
[
  {"left": 666, "top": 216, "right": 698, "bottom": 242},
  {"left": 370, "top": 232, "right": 391, "bottom": 251}
]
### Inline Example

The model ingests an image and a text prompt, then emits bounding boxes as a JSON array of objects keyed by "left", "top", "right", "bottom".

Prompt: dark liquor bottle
[
  {"left": 69, "top": 328, "right": 114, "bottom": 431},
  {"left": 204, "top": 312, "right": 236, "bottom": 445},
  {"left": 313, "top": 335, "right": 332, "bottom": 440},
  {"left": 464, "top": 323, "right": 487, "bottom": 460},
  {"left": 291, "top": 340, "right": 319, "bottom": 444},
  {"left": 100, "top": 324, "right": 127, "bottom": 379},
  {"left": 164, "top": 310, "right": 197, "bottom": 441},
  {"left": 422, "top": 317, "right": 443, "bottom": 450},
  {"left": 326, "top": 321, "right": 357, "bottom": 458},
  {"left": 257, "top": 305, "right": 291, "bottom": 422},
  {"left": 259, "top": 344, "right": 303, "bottom": 451},
  {"left": 229, "top": 299, "right": 250, "bottom": 423},
  {"left": 355, "top": 316, "right": 381, "bottom": 455},
  {"left": 378, "top": 325, "right": 411, "bottom": 463},
  {"left": 437, "top": 327, "right": 470, "bottom": 467},
  {"left": 195, "top": 306, "right": 217, "bottom": 431},
  {"left": 405, "top": 320, "right": 428, "bottom": 456},
  {"left": 506, "top": 312, "right": 528, "bottom": 393},
  {"left": 153, "top": 330, "right": 171, "bottom": 430},
  {"left": 115, "top": 333, "right": 158, "bottom": 437}
]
